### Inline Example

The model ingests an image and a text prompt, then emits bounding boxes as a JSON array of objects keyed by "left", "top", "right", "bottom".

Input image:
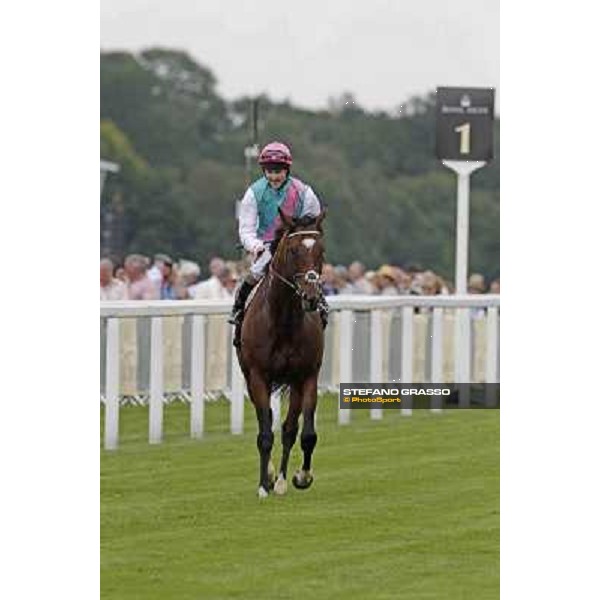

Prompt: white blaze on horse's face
[{"left": 302, "top": 238, "right": 316, "bottom": 251}]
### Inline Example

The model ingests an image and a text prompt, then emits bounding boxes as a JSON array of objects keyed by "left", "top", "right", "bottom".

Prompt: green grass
[{"left": 101, "top": 396, "right": 499, "bottom": 600}]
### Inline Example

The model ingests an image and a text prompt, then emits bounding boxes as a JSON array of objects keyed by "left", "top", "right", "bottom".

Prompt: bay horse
[{"left": 236, "top": 208, "right": 326, "bottom": 498}]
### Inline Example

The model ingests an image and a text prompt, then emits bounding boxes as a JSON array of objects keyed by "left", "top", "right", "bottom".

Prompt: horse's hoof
[
  {"left": 292, "top": 470, "right": 314, "bottom": 490},
  {"left": 267, "top": 461, "right": 277, "bottom": 490},
  {"left": 257, "top": 486, "right": 269, "bottom": 499},
  {"left": 273, "top": 475, "right": 288, "bottom": 496}
]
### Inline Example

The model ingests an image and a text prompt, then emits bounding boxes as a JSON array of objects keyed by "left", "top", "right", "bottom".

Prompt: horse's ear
[
  {"left": 278, "top": 207, "right": 294, "bottom": 229},
  {"left": 315, "top": 208, "right": 327, "bottom": 230}
]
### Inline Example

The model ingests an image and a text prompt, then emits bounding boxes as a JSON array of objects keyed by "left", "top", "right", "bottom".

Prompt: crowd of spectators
[
  {"left": 100, "top": 254, "right": 239, "bottom": 301},
  {"left": 101, "top": 254, "right": 500, "bottom": 301},
  {"left": 320, "top": 261, "right": 499, "bottom": 296}
]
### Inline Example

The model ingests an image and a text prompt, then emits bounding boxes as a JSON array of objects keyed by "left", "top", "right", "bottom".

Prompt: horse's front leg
[
  {"left": 293, "top": 375, "right": 318, "bottom": 491},
  {"left": 273, "top": 384, "right": 302, "bottom": 496},
  {"left": 248, "top": 374, "right": 274, "bottom": 498}
]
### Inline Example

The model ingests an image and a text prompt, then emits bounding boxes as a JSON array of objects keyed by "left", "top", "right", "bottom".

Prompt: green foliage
[
  {"left": 100, "top": 48, "right": 499, "bottom": 278},
  {"left": 101, "top": 120, "right": 148, "bottom": 177}
]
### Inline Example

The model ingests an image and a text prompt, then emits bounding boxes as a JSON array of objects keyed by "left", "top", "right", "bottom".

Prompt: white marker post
[
  {"left": 442, "top": 160, "right": 486, "bottom": 394},
  {"left": 443, "top": 160, "right": 487, "bottom": 295},
  {"left": 436, "top": 87, "right": 495, "bottom": 400}
]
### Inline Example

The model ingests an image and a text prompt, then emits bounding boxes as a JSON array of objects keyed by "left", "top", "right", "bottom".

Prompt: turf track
[{"left": 101, "top": 395, "right": 499, "bottom": 600}]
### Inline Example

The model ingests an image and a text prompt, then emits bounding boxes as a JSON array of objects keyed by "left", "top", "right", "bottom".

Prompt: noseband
[{"left": 270, "top": 230, "right": 322, "bottom": 306}]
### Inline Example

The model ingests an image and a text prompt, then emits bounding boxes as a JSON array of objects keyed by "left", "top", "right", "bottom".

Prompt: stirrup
[{"left": 228, "top": 308, "right": 243, "bottom": 326}]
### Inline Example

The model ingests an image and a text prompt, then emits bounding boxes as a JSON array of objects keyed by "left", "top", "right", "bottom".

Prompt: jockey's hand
[{"left": 252, "top": 243, "right": 265, "bottom": 259}]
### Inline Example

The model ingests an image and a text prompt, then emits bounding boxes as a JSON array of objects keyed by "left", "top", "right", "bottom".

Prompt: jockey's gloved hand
[{"left": 252, "top": 242, "right": 265, "bottom": 259}]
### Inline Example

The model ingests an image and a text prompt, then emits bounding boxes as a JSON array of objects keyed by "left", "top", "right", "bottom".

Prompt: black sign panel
[{"left": 436, "top": 87, "right": 495, "bottom": 161}]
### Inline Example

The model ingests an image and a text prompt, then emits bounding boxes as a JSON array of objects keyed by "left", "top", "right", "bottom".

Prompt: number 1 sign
[{"left": 436, "top": 87, "right": 495, "bottom": 161}]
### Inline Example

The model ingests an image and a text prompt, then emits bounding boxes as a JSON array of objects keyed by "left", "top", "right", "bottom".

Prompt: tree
[{"left": 100, "top": 49, "right": 499, "bottom": 277}]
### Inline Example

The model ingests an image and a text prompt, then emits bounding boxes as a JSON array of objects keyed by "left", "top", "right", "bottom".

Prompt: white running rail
[{"left": 100, "top": 295, "right": 500, "bottom": 449}]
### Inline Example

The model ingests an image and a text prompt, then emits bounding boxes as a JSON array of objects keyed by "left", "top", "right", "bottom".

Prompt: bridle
[{"left": 269, "top": 229, "right": 322, "bottom": 308}]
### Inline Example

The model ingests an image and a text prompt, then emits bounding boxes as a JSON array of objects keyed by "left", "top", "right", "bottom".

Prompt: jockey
[{"left": 228, "top": 141, "right": 328, "bottom": 328}]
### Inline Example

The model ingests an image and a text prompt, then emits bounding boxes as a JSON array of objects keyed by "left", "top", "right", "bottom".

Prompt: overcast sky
[{"left": 100, "top": 0, "right": 499, "bottom": 113}]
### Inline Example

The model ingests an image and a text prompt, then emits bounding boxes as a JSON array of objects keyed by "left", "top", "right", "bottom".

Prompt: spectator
[
  {"left": 405, "top": 263, "right": 424, "bottom": 277},
  {"left": 153, "top": 254, "right": 184, "bottom": 300},
  {"left": 489, "top": 278, "right": 500, "bottom": 294},
  {"left": 124, "top": 254, "right": 159, "bottom": 300},
  {"left": 393, "top": 267, "right": 412, "bottom": 295},
  {"left": 468, "top": 273, "right": 486, "bottom": 294},
  {"left": 209, "top": 256, "right": 226, "bottom": 278},
  {"left": 364, "top": 270, "right": 377, "bottom": 294},
  {"left": 179, "top": 260, "right": 202, "bottom": 298},
  {"left": 192, "top": 257, "right": 231, "bottom": 300},
  {"left": 115, "top": 266, "right": 127, "bottom": 283},
  {"left": 321, "top": 264, "right": 338, "bottom": 296},
  {"left": 420, "top": 270, "right": 443, "bottom": 296},
  {"left": 222, "top": 267, "right": 239, "bottom": 296},
  {"left": 412, "top": 269, "right": 439, "bottom": 314},
  {"left": 224, "top": 261, "right": 243, "bottom": 294},
  {"left": 236, "top": 252, "right": 253, "bottom": 281},
  {"left": 147, "top": 254, "right": 165, "bottom": 285},
  {"left": 225, "top": 260, "right": 242, "bottom": 279},
  {"left": 100, "top": 258, "right": 127, "bottom": 301},
  {"left": 438, "top": 275, "right": 450, "bottom": 295},
  {"left": 467, "top": 273, "right": 487, "bottom": 318},
  {"left": 192, "top": 261, "right": 232, "bottom": 300},
  {"left": 348, "top": 261, "right": 375, "bottom": 294},
  {"left": 376, "top": 265, "right": 399, "bottom": 295},
  {"left": 334, "top": 265, "right": 354, "bottom": 294},
  {"left": 402, "top": 263, "right": 422, "bottom": 294}
]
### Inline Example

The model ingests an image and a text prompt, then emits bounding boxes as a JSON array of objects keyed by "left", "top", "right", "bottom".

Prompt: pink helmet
[{"left": 258, "top": 141, "right": 292, "bottom": 166}]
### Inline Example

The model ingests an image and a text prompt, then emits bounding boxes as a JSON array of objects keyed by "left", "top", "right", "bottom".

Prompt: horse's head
[{"left": 271, "top": 208, "right": 327, "bottom": 312}]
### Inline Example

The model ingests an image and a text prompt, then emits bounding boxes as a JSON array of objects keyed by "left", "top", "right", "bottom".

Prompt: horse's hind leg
[
  {"left": 293, "top": 376, "right": 318, "bottom": 490},
  {"left": 273, "top": 385, "right": 302, "bottom": 495}
]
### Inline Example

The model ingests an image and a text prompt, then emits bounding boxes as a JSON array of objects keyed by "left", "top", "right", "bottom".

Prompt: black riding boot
[{"left": 228, "top": 280, "right": 255, "bottom": 326}]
